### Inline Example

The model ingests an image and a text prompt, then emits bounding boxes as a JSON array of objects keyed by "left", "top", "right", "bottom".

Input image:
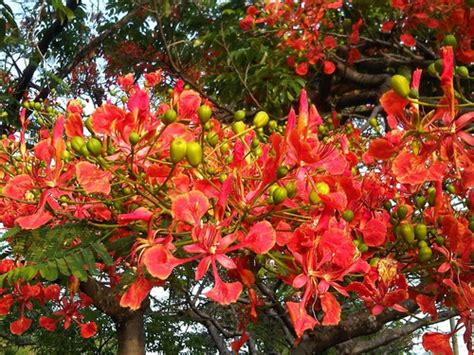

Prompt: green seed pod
[
  {"left": 170, "top": 137, "right": 187, "bottom": 163},
  {"left": 186, "top": 142, "right": 203, "bottom": 167},
  {"left": 390, "top": 75, "right": 410, "bottom": 98},
  {"left": 253, "top": 111, "right": 270, "bottom": 129},
  {"left": 272, "top": 187, "right": 288, "bottom": 204},
  {"left": 197, "top": 105, "right": 212, "bottom": 124}
]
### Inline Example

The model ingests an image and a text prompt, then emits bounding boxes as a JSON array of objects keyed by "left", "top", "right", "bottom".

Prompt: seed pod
[
  {"left": 272, "top": 187, "right": 288, "bottom": 204},
  {"left": 162, "top": 109, "right": 177, "bottom": 125},
  {"left": 390, "top": 75, "right": 410, "bottom": 98},
  {"left": 186, "top": 142, "right": 203, "bottom": 167},
  {"left": 253, "top": 111, "right": 270, "bottom": 128},
  {"left": 342, "top": 210, "right": 354, "bottom": 222},
  {"left": 197, "top": 105, "right": 212, "bottom": 124},
  {"left": 86, "top": 137, "right": 103, "bottom": 156},
  {"left": 170, "top": 137, "right": 187, "bottom": 164}
]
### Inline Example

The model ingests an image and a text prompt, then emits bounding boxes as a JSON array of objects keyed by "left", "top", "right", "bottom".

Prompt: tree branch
[
  {"left": 334, "top": 58, "right": 390, "bottom": 87},
  {"left": 80, "top": 277, "right": 148, "bottom": 323},
  {"left": 335, "top": 310, "right": 457, "bottom": 354},
  {"left": 290, "top": 300, "right": 419, "bottom": 354},
  {"left": 13, "top": 0, "right": 81, "bottom": 104},
  {"left": 34, "top": 6, "right": 142, "bottom": 104}
]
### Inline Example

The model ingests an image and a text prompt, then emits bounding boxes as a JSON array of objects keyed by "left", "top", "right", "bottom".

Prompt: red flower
[
  {"left": 242, "top": 221, "right": 276, "bottom": 254},
  {"left": 75, "top": 162, "right": 112, "bottom": 195},
  {"left": 400, "top": 33, "right": 416, "bottom": 47},
  {"left": 10, "top": 316, "right": 32, "bottom": 335},
  {"left": 323, "top": 61, "right": 336, "bottom": 75},
  {"left": 205, "top": 278, "right": 243, "bottom": 305},
  {"left": 178, "top": 90, "right": 201, "bottom": 119},
  {"left": 39, "top": 316, "right": 57, "bottom": 332},
  {"left": 422, "top": 332, "right": 453, "bottom": 355},
  {"left": 320, "top": 292, "right": 341, "bottom": 326},
  {"left": 144, "top": 70, "right": 162, "bottom": 86},
  {"left": 171, "top": 190, "right": 210, "bottom": 225},
  {"left": 287, "top": 301, "right": 318, "bottom": 338},
  {"left": 295, "top": 62, "right": 308, "bottom": 76},
  {"left": 120, "top": 277, "right": 153, "bottom": 311},
  {"left": 362, "top": 219, "right": 387, "bottom": 247},
  {"left": 79, "top": 321, "right": 97, "bottom": 338}
]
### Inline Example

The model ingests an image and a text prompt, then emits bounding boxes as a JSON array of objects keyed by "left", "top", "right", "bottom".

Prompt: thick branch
[
  {"left": 335, "top": 59, "right": 390, "bottom": 87},
  {"left": 290, "top": 300, "right": 419, "bottom": 354},
  {"left": 34, "top": 6, "right": 142, "bottom": 103},
  {"left": 334, "top": 310, "right": 457, "bottom": 354},
  {"left": 80, "top": 278, "right": 148, "bottom": 323},
  {"left": 13, "top": 0, "right": 80, "bottom": 103}
]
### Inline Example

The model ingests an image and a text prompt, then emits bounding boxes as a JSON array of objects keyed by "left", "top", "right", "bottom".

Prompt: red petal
[
  {"left": 65, "top": 113, "right": 84, "bottom": 138},
  {"left": 16, "top": 209, "right": 52, "bottom": 230},
  {"left": 381, "top": 21, "right": 395, "bottom": 33},
  {"left": 320, "top": 292, "right": 341, "bottom": 326},
  {"left": 142, "top": 245, "right": 182, "bottom": 280},
  {"left": 0, "top": 294, "right": 14, "bottom": 315},
  {"left": 4, "top": 175, "right": 34, "bottom": 200},
  {"left": 39, "top": 316, "right": 57, "bottom": 332},
  {"left": 400, "top": 33, "right": 416, "bottom": 47},
  {"left": 172, "top": 190, "right": 210, "bottom": 225},
  {"left": 195, "top": 257, "right": 211, "bottom": 280},
  {"left": 127, "top": 88, "right": 149, "bottom": 114},
  {"left": 295, "top": 62, "right": 308, "bottom": 76},
  {"left": 368, "top": 138, "right": 396, "bottom": 160},
  {"left": 119, "top": 277, "right": 153, "bottom": 311},
  {"left": 91, "top": 104, "right": 125, "bottom": 135},
  {"left": 215, "top": 254, "right": 237, "bottom": 269},
  {"left": 117, "top": 207, "right": 153, "bottom": 225},
  {"left": 287, "top": 301, "right": 318, "bottom": 338},
  {"left": 178, "top": 90, "right": 201, "bottom": 119},
  {"left": 323, "top": 61, "right": 336, "bottom": 75},
  {"left": 205, "top": 280, "right": 242, "bottom": 305},
  {"left": 422, "top": 332, "right": 453, "bottom": 355},
  {"left": 362, "top": 219, "right": 387, "bottom": 247},
  {"left": 10, "top": 316, "right": 32, "bottom": 335},
  {"left": 244, "top": 221, "right": 276, "bottom": 254},
  {"left": 80, "top": 322, "right": 98, "bottom": 338},
  {"left": 416, "top": 294, "right": 437, "bottom": 320},
  {"left": 320, "top": 229, "right": 356, "bottom": 268},
  {"left": 75, "top": 162, "right": 111, "bottom": 195},
  {"left": 231, "top": 333, "right": 250, "bottom": 353},
  {"left": 44, "top": 284, "right": 60, "bottom": 301}
]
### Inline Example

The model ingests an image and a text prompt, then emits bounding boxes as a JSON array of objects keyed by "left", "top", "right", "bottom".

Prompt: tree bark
[
  {"left": 290, "top": 301, "right": 418, "bottom": 354},
  {"left": 80, "top": 278, "right": 149, "bottom": 354},
  {"left": 117, "top": 310, "right": 146, "bottom": 355}
]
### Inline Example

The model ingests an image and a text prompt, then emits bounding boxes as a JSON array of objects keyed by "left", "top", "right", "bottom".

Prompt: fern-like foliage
[{"left": 0, "top": 223, "right": 114, "bottom": 287}]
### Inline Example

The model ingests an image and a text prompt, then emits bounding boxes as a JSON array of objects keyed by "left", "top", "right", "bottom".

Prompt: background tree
[{"left": 0, "top": 0, "right": 472, "bottom": 354}]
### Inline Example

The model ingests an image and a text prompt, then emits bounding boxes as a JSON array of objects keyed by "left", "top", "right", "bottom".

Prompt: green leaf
[
  {"left": 92, "top": 242, "right": 113, "bottom": 265},
  {"left": 1, "top": 225, "right": 20, "bottom": 241},
  {"left": 62, "top": 6, "right": 76, "bottom": 23},
  {"left": 81, "top": 248, "right": 97, "bottom": 275},
  {"left": 56, "top": 258, "right": 71, "bottom": 276},
  {"left": 0, "top": 273, "right": 7, "bottom": 288},
  {"left": 23, "top": 265, "right": 39, "bottom": 281},
  {"left": 39, "top": 261, "right": 59, "bottom": 281},
  {"left": 66, "top": 253, "right": 88, "bottom": 282}
]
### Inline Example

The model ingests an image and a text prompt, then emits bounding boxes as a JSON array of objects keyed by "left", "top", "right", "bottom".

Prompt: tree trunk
[{"left": 117, "top": 311, "right": 146, "bottom": 355}]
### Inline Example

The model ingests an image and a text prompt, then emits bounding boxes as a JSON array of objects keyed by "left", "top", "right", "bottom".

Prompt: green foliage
[{"left": 0, "top": 224, "right": 113, "bottom": 287}]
